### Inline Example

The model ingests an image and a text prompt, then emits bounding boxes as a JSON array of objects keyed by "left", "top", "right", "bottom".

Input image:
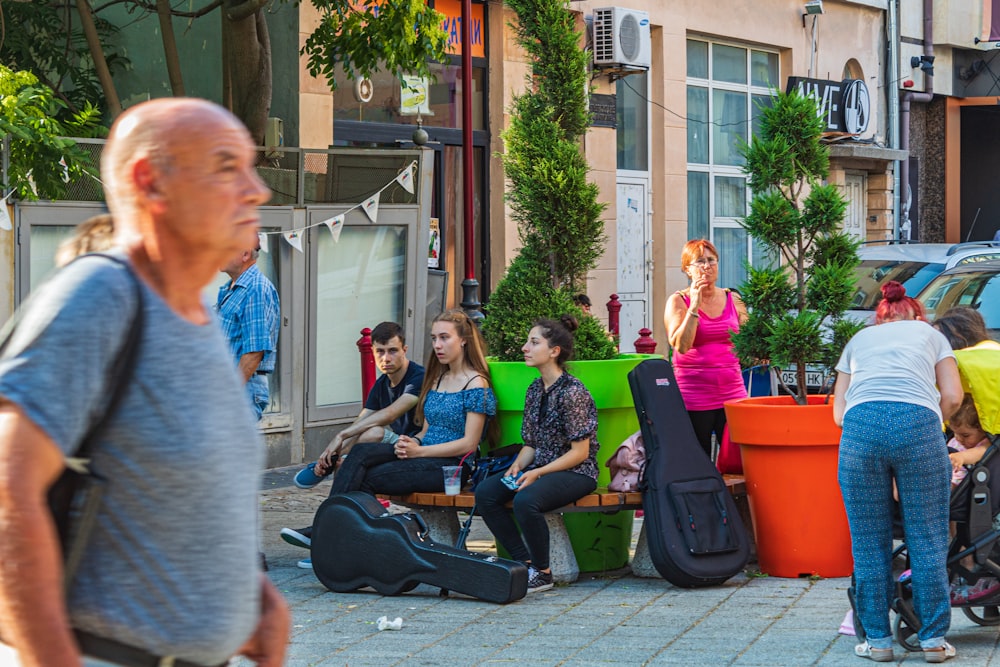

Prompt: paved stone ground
[{"left": 243, "top": 467, "right": 1000, "bottom": 666}]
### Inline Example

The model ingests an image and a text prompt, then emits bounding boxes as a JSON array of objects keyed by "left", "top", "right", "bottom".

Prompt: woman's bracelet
[
  {"left": 413, "top": 436, "right": 423, "bottom": 446},
  {"left": 687, "top": 309, "right": 700, "bottom": 319}
]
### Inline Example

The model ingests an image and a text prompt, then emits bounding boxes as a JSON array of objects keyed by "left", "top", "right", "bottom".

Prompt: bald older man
[{"left": 0, "top": 99, "right": 289, "bottom": 666}]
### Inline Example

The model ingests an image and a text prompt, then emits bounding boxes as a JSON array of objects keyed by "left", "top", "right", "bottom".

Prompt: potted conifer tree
[
  {"left": 724, "top": 89, "right": 864, "bottom": 577},
  {"left": 482, "top": 0, "right": 653, "bottom": 575}
]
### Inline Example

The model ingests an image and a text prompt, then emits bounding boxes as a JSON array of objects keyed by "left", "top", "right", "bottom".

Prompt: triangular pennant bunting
[
  {"left": 258, "top": 232, "right": 269, "bottom": 252},
  {"left": 282, "top": 230, "right": 304, "bottom": 253},
  {"left": 321, "top": 214, "right": 345, "bottom": 242},
  {"left": 395, "top": 164, "right": 415, "bottom": 194},
  {"left": 59, "top": 157, "right": 71, "bottom": 183},
  {"left": 361, "top": 192, "right": 380, "bottom": 223}
]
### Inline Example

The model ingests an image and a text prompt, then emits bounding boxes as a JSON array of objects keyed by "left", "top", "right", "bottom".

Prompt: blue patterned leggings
[{"left": 839, "top": 401, "right": 951, "bottom": 650}]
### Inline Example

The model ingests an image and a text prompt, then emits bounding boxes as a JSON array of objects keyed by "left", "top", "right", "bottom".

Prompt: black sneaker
[
  {"left": 526, "top": 567, "right": 553, "bottom": 593},
  {"left": 280, "top": 526, "right": 312, "bottom": 549}
]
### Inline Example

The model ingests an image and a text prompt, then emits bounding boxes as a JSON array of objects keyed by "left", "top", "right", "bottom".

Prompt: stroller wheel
[
  {"left": 962, "top": 605, "right": 1000, "bottom": 626},
  {"left": 892, "top": 613, "right": 921, "bottom": 652}
]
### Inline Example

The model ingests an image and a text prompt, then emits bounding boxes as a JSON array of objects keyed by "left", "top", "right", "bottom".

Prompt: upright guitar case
[
  {"left": 628, "top": 358, "right": 750, "bottom": 587},
  {"left": 311, "top": 492, "right": 528, "bottom": 603}
]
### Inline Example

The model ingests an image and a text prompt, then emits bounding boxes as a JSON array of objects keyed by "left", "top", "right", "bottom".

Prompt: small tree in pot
[
  {"left": 482, "top": 0, "right": 615, "bottom": 362},
  {"left": 731, "top": 89, "right": 864, "bottom": 405}
]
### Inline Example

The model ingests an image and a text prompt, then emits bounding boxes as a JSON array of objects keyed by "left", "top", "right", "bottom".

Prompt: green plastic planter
[{"left": 488, "top": 353, "right": 659, "bottom": 572}]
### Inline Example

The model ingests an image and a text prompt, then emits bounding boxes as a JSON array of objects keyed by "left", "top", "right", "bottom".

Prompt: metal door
[{"left": 616, "top": 177, "right": 651, "bottom": 352}]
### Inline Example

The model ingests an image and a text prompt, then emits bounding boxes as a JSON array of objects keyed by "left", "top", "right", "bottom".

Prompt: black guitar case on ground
[
  {"left": 628, "top": 358, "right": 751, "bottom": 587},
  {"left": 311, "top": 492, "right": 528, "bottom": 603}
]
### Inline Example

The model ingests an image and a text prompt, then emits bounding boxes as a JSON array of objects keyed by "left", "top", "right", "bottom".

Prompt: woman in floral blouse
[{"left": 475, "top": 315, "right": 599, "bottom": 593}]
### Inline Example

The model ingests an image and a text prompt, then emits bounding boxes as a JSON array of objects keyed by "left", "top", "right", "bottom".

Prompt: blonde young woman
[{"left": 664, "top": 239, "right": 748, "bottom": 458}]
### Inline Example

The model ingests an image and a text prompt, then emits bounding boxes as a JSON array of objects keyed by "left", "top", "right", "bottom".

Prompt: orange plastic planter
[{"left": 724, "top": 395, "right": 853, "bottom": 578}]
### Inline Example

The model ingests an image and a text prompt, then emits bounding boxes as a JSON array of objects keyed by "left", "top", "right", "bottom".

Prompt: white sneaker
[
  {"left": 280, "top": 527, "right": 312, "bottom": 549},
  {"left": 297, "top": 557, "right": 313, "bottom": 570}
]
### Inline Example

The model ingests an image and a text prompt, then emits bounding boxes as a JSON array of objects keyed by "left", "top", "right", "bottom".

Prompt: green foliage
[
  {"left": 733, "top": 90, "right": 861, "bottom": 404},
  {"left": 486, "top": 0, "right": 609, "bottom": 360},
  {"left": 0, "top": 66, "right": 103, "bottom": 201},
  {"left": 483, "top": 250, "right": 615, "bottom": 361},
  {"left": 572, "top": 310, "right": 619, "bottom": 361},
  {"left": 0, "top": 1, "right": 128, "bottom": 120},
  {"left": 302, "top": 0, "right": 449, "bottom": 90},
  {"left": 499, "top": 0, "right": 605, "bottom": 293}
]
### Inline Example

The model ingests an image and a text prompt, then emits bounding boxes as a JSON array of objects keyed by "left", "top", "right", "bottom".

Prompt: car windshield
[
  {"left": 920, "top": 269, "right": 1000, "bottom": 339},
  {"left": 851, "top": 260, "right": 946, "bottom": 311}
]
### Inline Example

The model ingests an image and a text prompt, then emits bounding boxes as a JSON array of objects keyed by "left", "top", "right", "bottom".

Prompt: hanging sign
[
  {"left": 786, "top": 77, "right": 871, "bottom": 134},
  {"left": 400, "top": 76, "right": 431, "bottom": 116}
]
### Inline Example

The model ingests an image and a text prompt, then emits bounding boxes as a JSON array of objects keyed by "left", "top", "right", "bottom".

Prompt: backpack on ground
[{"left": 606, "top": 431, "right": 645, "bottom": 492}]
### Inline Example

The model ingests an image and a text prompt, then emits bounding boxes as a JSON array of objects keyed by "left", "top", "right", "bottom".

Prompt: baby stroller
[
  {"left": 889, "top": 437, "right": 1000, "bottom": 649},
  {"left": 849, "top": 351, "right": 1000, "bottom": 651}
]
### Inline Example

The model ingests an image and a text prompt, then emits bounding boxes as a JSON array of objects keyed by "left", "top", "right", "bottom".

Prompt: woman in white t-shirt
[{"left": 833, "top": 281, "right": 964, "bottom": 663}]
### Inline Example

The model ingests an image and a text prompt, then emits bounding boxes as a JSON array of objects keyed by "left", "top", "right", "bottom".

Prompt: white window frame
[{"left": 686, "top": 38, "right": 780, "bottom": 287}]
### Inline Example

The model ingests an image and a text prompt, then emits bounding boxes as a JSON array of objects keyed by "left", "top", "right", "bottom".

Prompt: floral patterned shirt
[{"left": 522, "top": 372, "right": 599, "bottom": 480}]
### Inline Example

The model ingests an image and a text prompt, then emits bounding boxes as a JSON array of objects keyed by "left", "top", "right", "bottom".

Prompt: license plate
[{"left": 779, "top": 367, "right": 826, "bottom": 390}]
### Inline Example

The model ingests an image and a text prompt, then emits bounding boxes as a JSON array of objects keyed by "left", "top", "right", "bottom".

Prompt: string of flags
[
  {"left": 0, "top": 158, "right": 416, "bottom": 244},
  {"left": 259, "top": 160, "right": 417, "bottom": 253}
]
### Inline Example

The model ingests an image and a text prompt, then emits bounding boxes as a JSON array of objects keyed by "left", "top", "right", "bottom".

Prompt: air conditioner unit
[{"left": 593, "top": 7, "right": 651, "bottom": 70}]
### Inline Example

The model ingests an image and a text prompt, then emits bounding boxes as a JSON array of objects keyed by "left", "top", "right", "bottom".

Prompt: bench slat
[{"left": 380, "top": 474, "right": 746, "bottom": 513}]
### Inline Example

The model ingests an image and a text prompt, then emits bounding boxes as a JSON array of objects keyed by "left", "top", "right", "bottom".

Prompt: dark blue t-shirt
[{"left": 364, "top": 361, "right": 425, "bottom": 436}]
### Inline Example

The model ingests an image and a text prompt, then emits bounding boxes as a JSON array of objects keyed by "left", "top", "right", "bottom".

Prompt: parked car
[
  {"left": 917, "top": 259, "right": 1000, "bottom": 340},
  {"left": 848, "top": 241, "right": 1000, "bottom": 324},
  {"left": 778, "top": 241, "right": 1000, "bottom": 393}
]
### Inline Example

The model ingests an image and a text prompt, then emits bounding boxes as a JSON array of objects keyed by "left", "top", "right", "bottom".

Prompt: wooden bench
[{"left": 379, "top": 474, "right": 750, "bottom": 583}]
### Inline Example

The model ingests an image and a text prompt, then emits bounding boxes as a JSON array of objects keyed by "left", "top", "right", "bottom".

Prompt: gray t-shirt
[
  {"left": 0, "top": 255, "right": 262, "bottom": 665},
  {"left": 835, "top": 319, "right": 955, "bottom": 421}
]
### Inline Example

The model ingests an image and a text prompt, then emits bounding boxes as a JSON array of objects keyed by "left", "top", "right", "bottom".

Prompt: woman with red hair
[
  {"left": 664, "top": 239, "right": 748, "bottom": 459},
  {"left": 834, "top": 280, "right": 964, "bottom": 663}
]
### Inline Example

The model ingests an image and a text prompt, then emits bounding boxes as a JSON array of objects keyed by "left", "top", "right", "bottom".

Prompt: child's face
[{"left": 953, "top": 424, "right": 988, "bottom": 449}]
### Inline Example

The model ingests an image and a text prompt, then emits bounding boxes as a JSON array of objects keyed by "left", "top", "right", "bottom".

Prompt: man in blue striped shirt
[{"left": 217, "top": 245, "right": 280, "bottom": 419}]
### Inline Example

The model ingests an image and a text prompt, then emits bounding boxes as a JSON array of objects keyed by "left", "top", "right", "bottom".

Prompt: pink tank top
[{"left": 672, "top": 290, "right": 747, "bottom": 411}]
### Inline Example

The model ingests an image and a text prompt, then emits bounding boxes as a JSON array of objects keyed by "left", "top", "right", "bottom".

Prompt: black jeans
[
  {"left": 688, "top": 408, "right": 726, "bottom": 461},
  {"left": 475, "top": 470, "right": 596, "bottom": 571},
  {"left": 330, "top": 441, "right": 467, "bottom": 496}
]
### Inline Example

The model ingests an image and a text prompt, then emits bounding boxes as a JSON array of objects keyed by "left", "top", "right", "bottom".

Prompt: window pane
[
  {"left": 687, "top": 171, "right": 709, "bottom": 240},
  {"left": 715, "top": 176, "right": 746, "bottom": 218},
  {"left": 752, "top": 236, "right": 778, "bottom": 269},
  {"left": 712, "top": 89, "right": 748, "bottom": 166},
  {"left": 687, "top": 40, "right": 708, "bottom": 78},
  {"left": 687, "top": 86, "right": 709, "bottom": 164},
  {"left": 752, "top": 93, "right": 773, "bottom": 137},
  {"left": 617, "top": 72, "right": 648, "bottom": 171},
  {"left": 712, "top": 44, "right": 747, "bottom": 84},
  {"left": 751, "top": 51, "right": 778, "bottom": 88},
  {"left": 29, "top": 226, "right": 73, "bottom": 289},
  {"left": 313, "top": 225, "right": 407, "bottom": 406},
  {"left": 715, "top": 226, "right": 748, "bottom": 289},
  {"left": 332, "top": 62, "right": 486, "bottom": 130}
]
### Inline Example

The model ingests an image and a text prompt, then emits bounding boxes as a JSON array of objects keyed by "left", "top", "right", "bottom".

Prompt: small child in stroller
[
  {"left": 948, "top": 395, "right": 991, "bottom": 487},
  {"left": 943, "top": 395, "right": 1000, "bottom": 603}
]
